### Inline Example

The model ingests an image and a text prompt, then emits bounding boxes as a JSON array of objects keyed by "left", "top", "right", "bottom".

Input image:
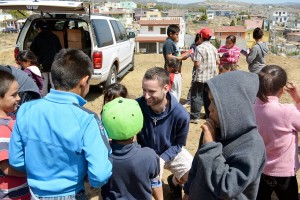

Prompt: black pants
[
  {"left": 190, "top": 82, "right": 210, "bottom": 120},
  {"left": 256, "top": 174, "right": 299, "bottom": 200}
]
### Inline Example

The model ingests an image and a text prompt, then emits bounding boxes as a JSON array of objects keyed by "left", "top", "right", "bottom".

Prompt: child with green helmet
[{"left": 101, "top": 97, "right": 163, "bottom": 200}]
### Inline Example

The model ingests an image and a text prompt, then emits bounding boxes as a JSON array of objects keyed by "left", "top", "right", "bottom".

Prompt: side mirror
[{"left": 128, "top": 32, "right": 135, "bottom": 38}]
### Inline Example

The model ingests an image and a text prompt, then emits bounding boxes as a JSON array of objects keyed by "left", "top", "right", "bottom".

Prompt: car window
[
  {"left": 92, "top": 19, "right": 113, "bottom": 47},
  {"left": 110, "top": 20, "right": 128, "bottom": 43},
  {"left": 116, "top": 21, "right": 128, "bottom": 41}
]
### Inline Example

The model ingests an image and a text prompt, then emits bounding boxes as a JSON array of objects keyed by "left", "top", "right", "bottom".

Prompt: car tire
[
  {"left": 105, "top": 65, "right": 117, "bottom": 87},
  {"left": 129, "top": 52, "right": 134, "bottom": 71}
]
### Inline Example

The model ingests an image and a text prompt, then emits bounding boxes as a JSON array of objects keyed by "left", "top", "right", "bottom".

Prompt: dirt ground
[{"left": 0, "top": 33, "right": 300, "bottom": 199}]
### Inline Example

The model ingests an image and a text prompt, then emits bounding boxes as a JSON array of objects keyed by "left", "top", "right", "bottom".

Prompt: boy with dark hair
[
  {"left": 166, "top": 57, "right": 182, "bottom": 102},
  {"left": 0, "top": 70, "right": 30, "bottom": 199},
  {"left": 184, "top": 70, "right": 266, "bottom": 199},
  {"left": 137, "top": 67, "right": 192, "bottom": 199},
  {"left": 101, "top": 97, "right": 163, "bottom": 200},
  {"left": 163, "top": 24, "right": 189, "bottom": 71},
  {"left": 9, "top": 48, "right": 112, "bottom": 199}
]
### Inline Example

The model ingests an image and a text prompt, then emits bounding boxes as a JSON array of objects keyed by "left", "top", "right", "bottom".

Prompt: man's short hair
[
  {"left": 167, "top": 24, "right": 180, "bottom": 36},
  {"left": 143, "top": 67, "right": 169, "bottom": 87},
  {"left": 51, "top": 49, "right": 93, "bottom": 90}
]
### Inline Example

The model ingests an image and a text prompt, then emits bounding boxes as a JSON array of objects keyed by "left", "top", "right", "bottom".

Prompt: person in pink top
[
  {"left": 218, "top": 35, "right": 240, "bottom": 74},
  {"left": 254, "top": 65, "right": 300, "bottom": 200}
]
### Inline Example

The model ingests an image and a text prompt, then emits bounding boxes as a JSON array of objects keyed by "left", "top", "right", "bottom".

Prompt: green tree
[
  {"left": 200, "top": 14, "right": 207, "bottom": 21},
  {"left": 5, "top": 10, "right": 29, "bottom": 19},
  {"left": 214, "top": 38, "right": 222, "bottom": 49},
  {"left": 230, "top": 20, "right": 235, "bottom": 26},
  {"left": 153, "top": 4, "right": 163, "bottom": 11},
  {"left": 199, "top": 6, "right": 206, "bottom": 13}
]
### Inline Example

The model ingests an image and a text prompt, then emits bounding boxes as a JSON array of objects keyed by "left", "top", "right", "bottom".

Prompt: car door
[{"left": 110, "top": 20, "right": 131, "bottom": 70}]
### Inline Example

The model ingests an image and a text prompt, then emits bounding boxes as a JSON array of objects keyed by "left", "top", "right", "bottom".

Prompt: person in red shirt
[
  {"left": 0, "top": 70, "right": 30, "bottom": 200},
  {"left": 218, "top": 35, "right": 240, "bottom": 74}
]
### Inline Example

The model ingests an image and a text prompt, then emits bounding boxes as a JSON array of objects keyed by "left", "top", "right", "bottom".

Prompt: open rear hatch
[{"left": 0, "top": 1, "right": 89, "bottom": 14}]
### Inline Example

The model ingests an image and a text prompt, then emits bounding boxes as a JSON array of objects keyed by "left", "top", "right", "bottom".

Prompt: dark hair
[
  {"left": 166, "top": 57, "right": 180, "bottom": 73},
  {"left": 195, "top": 33, "right": 201, "bottom": 43},
  {"left": 219, "top": 64, "right": 238, "bottom": 74},
  {"left": 16, "top": 50, "right": 39, "bottom": 67},
  {"left": 51, "top": 48, "right": 93, "bottom": 90},
  {"left": 167, "top": 24, "right": 180, "bottom": 36},
  {"left": 103, "top": 83, "right": 128, "bottom": 105},
  {"left": 35, "top": 20, "right": 49, "bottom": 31},
  {"left": 0, "top": 70, "right": 16, "bottom": 98},
  {"left": 253, "top": 27, "right": 264, "bottom": 40},
  {"left": 143, "top": 67, "right": 169, "bottom": 87},
  {"left": 257, "top": 65, "right": 287, "bottom": 102},
  {"left": 226, "top": 35, "right": 236, "bottom": 44}
]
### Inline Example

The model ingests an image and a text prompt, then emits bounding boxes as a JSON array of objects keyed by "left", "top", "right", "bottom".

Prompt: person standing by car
[{"left": 30, "top": 19, "right": 61, "bottom": 96}]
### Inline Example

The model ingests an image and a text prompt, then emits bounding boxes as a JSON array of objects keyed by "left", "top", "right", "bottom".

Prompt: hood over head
[{"left": 206, "top": 70, "right": 259, "bottom": 141}]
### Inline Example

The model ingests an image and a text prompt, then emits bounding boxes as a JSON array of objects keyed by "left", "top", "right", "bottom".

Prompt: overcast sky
[{"left": 158, "top": 0, "right": 300, "bottom": 5}]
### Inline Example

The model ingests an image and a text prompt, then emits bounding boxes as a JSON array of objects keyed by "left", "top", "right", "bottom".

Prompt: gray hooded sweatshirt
[
  {"left": 246, "top": 42, "right": 268, "bottom": 73},
  {"left": 185, "top": 70, "right": 266, "bottom": 200}
]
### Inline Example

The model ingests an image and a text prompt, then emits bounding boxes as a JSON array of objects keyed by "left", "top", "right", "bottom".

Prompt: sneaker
[
  {"left": 167, "top": 174, "right": 182, "bottom": 200},
  {"left": 190, "top": 119, "right": 200, "bottom": 124}
]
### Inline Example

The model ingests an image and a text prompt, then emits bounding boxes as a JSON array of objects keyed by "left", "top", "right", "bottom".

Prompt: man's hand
[{"left": 200, "top": 119, "right": 217, "bottom": 144}]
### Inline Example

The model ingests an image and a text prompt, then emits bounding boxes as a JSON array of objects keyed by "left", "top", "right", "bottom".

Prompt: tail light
[
  {"left": 93, "top": 51, "right": 102, "bottom": 69},
  {"left": 14, "top": 47, "right": 19, "bottom": 60}
]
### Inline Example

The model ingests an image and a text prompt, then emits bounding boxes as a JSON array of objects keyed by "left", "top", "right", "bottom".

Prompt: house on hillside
[
  {"left": 207, "top": 10, "right": 231, "bottom": 18},
  {"left": 101, "top": 9, "right": 134, "bottom": 28},
  {"left": 136, "top": 17, "right": 185, "bottom": 54},
  {"left": 269, "top": 10, "right": 289, "bottom": 27},
  {"left": 214, "top": 26, "right": 247, "bottom": 49},
  {"left": 134, "top": 8, "right": 147, "bottom": 21},
  {"left": 146, "top": 9, "right": 162, "bottom": 18},
  {"left": 244, "top": 19, "right": 263, "bottom": 30}
]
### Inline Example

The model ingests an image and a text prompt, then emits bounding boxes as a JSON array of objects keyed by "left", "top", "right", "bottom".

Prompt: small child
[
  {"left": 103, "top": 83, "right": 128, "bottom": 105},
  {"left": 254, "top": 65, "right": 300, "bottom": 200},
  {"left": 16, "top": 50, "right": 44, "bottom": 95},
  {"left": 166, "top": 57, "right": 182, "bottom": 102},
  {"left": 218, "top": 35, "right": 240, "bottom": 74},
  {"left": 101, "top": 97, "right": 163, "bottom": 200},
  {"left": 0, "top": 70, "right": 30, "bottom": 199},
  {"left": 218, "top": 64, "right": 238, "bottom": 74}
]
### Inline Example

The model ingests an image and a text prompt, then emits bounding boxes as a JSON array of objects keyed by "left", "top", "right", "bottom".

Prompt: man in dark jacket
[{"left": 30, "top": 20, "right": 61, "bottom": 96}]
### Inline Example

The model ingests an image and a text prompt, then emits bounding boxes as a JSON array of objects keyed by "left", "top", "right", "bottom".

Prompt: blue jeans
[
  {"left": 190, "top": 82, "right": 210, "bottom": 120},
  {"left": 31, "top": 190, "right": 87, "bottom": 200}
]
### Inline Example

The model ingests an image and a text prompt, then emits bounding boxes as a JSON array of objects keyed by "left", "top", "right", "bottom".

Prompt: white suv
[{"left": 0, "top": 1, "right": 135, "bottom": 87}]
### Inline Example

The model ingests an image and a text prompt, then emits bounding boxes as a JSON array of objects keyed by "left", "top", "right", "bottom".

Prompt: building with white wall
[{"left": 136, "top": 17, "right": 186, "bottom": 54}]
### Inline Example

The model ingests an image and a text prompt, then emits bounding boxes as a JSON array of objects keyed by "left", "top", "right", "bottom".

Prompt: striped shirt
[
  {"left": 0, "top": 118, "right": 30, "bottom": 200},
  {"left": 193, "top": 41, "right": 218, "bottom": 83},
  {"left": 218, "top": 45, "right": 240, "bottom": 66}
]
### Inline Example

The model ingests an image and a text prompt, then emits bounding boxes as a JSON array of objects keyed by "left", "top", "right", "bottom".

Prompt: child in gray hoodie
[
  {"left": 246, "top": 27, "right": 268, "bottom": 73},
  {"left": 183, "top": 70, "right": 266, "bottom": 200}
]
